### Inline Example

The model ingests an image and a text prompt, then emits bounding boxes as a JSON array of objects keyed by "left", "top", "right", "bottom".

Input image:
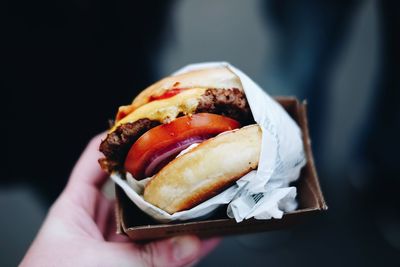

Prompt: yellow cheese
[{"left": 110, "top": 88, "right": 207, "bottom": 133}]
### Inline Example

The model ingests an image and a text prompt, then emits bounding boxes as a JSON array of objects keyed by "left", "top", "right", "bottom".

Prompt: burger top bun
[
  {"left": 133, "top": 67, "right": 243, "bottom": 108},
  {"left": 143, "top": 124, "right": 261, "bottom": 214},
  {"left": 117, "top": 67, "right": 243, "bottom": 120}
]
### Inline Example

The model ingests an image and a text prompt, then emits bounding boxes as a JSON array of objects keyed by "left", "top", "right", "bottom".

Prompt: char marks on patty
[
  {"left": 196, "top": 88, "right": 252, "bottom": 123},
  {"left": 99, "top": 119, "right": 159, "bottom": 172}
]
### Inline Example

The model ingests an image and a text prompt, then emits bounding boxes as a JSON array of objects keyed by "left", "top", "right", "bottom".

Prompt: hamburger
[{"left": 99, "top": 67, "right": 262, "bottom": 214}]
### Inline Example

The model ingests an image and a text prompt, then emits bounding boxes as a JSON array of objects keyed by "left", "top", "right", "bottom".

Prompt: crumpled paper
[{"left": 111, "top": 62, "right": 306, "bottom": 223}]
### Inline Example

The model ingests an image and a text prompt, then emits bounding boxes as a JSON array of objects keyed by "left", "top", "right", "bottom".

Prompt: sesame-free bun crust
[
  {"left": 143, "top": 124, "right": 261, "bottom": 214},
  {"left": 123, "top": 67, "right": 243, "bottom": 113}
]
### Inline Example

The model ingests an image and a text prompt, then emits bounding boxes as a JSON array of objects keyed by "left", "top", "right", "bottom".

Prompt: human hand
[{"left": 20, "top": 134, "right": 220, "bottom": 267}]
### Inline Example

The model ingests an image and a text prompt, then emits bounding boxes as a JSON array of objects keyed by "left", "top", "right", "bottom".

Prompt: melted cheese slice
[{"left": 110, "top": 88, "right": 207, "bottom": 133}]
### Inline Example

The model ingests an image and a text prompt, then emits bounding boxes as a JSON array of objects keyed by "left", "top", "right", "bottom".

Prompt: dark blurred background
[{"left": 1, "top": 0, "right": 399, "bottom": 266}]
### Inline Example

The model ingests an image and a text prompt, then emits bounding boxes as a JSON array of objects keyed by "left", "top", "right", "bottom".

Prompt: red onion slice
[{"left": 144, "top": 136, "right": 209, "bottom": 177}]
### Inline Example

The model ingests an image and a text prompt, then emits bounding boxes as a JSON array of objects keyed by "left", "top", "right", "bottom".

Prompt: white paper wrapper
[{"left": 111, "top": 62, "right": 306, "bottom": 223}]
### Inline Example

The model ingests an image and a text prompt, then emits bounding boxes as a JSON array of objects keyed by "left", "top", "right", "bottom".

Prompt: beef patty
[{"left": 99, "top": 88, "right": 252, "bottom": 173}]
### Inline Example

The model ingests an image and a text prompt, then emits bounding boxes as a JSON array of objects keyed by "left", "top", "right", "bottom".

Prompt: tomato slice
[{"left": 124, "top": 113, "right": 240, "bottom": 179}]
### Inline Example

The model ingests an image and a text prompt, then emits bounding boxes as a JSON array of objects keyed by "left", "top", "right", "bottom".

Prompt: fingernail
[{"left": 171, "top": 236, "right": 199, "bottom": 261}]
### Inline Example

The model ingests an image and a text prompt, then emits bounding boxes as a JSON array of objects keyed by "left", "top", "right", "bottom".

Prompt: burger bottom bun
[{"left": 143, "top": 124, "right": 262, "bottom": 214}]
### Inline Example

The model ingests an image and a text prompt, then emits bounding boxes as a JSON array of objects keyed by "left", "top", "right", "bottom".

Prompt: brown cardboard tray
[{"left": 114, "top": 97, "right": 327, "bottom": 241}]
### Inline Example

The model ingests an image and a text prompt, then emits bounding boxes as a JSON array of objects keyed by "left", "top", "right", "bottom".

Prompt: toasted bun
[
  {"left": 143, "top": 124, "right": 261, "bottom": 214},
  {"left": 133, "top": 67, "right": 242, "bottom": 108},
  {"left": 116, "top": 67, "right": 243, "bottom": 121}
]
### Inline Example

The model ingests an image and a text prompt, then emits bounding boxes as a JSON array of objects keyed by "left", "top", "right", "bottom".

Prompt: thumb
[{"left": 138, "top": 235, "right": 201, "bottom": 267}]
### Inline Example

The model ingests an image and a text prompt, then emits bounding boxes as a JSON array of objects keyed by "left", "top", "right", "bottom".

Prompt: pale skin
[{"left": 20, "top": 133, "right": 220, "bottom": 267}]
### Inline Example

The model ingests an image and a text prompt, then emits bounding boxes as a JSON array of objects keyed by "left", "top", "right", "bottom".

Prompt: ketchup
[
  {"left": 116, "top": 88, "right": 186, "bottom": 121},
  {"left": 149, "top": 88, "right": 186, "bottom": 102}
]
